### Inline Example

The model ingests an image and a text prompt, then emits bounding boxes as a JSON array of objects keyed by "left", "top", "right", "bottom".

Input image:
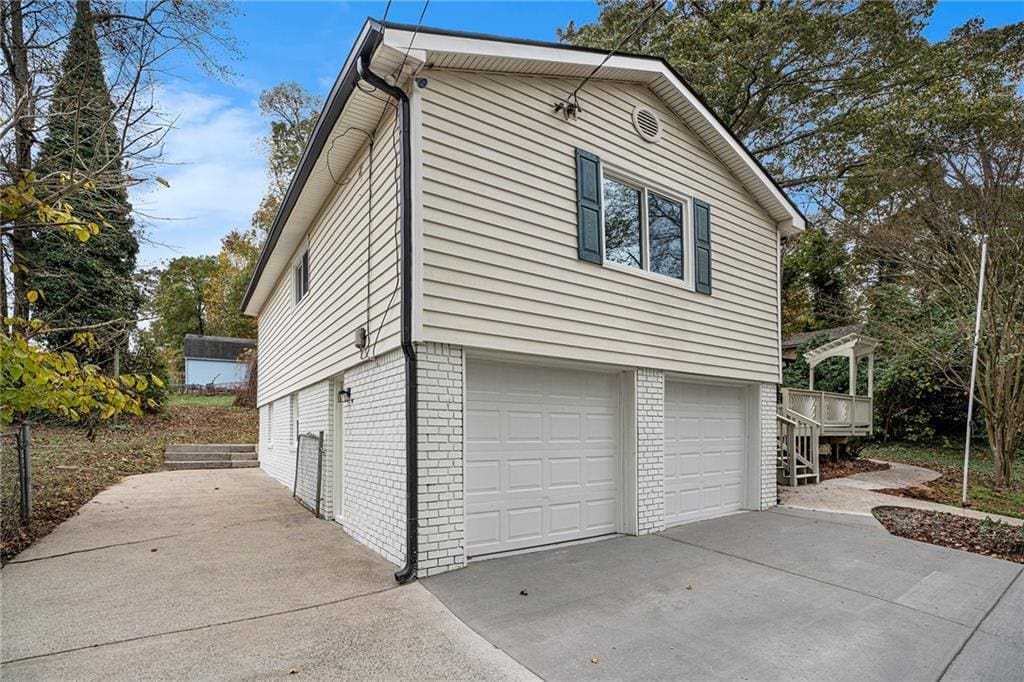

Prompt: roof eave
[{"left": 241, "top": 18, "right": 385, "bottom": 316}]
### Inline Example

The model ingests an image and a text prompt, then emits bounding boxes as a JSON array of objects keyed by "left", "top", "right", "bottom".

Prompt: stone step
[
  {"left": 165, "top": 443, "right": 256, "bottom": 455},
  {"left": 165, "top": 450, "right": 258, "bottom": 463},
  {"left": 165, "top": 460, "right": 260, "bottom": 470}
]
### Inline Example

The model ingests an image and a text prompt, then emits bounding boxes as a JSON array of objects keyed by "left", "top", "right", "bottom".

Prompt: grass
[
  {"left": 165, "top": 393, "right": 239, "bottom": 408},
  {"left": 865, "top": 441, "right": 1024, "bottom": 520},
  {"left": 1, "top": 402, "right": 257, "bottom": 563}
]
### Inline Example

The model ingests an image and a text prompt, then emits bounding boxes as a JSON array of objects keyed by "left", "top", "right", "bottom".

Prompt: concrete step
[
  {"left": 165, "top": 460, "right": 260, "bottom": 470},
  {"left": 165, "top": 444, "right": 256, "bottom": 455},
  {"left": 165, "top": 450, "right": 258, "bottom": 463}
]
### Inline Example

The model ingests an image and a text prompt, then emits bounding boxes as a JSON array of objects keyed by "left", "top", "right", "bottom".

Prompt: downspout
[{"left": 356, "top": 54, "right": 417, "bottom": 584}]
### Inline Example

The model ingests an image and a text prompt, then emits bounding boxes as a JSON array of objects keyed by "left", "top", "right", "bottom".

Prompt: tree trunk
[{"left": 986, "top": 418, "right": 1016, "bottom": 489}]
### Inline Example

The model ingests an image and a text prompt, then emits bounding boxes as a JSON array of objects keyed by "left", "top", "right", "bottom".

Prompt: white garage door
[
  {"left": 465, "top": 359, "right": 620, "bottom": 557},
  {"left": 664, "top": 381, "right": 747, "bottom": 526}
]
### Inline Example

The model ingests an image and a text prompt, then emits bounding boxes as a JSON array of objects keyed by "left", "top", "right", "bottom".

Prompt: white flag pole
[{"left": 961, "top": 237, "right": 987, "bottom": 508}]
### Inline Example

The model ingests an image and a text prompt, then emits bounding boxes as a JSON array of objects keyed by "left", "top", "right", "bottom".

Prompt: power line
[{"left": 556, "top": 0, "right": 669, "bottom": 119}]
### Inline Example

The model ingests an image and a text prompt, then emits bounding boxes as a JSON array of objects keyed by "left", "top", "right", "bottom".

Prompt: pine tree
[{"left": 26, "top": 0, "right": 141, "bottom": 361}]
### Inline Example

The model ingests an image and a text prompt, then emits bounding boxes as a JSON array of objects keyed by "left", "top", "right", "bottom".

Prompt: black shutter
[
  {"left": 575, "top": 148, "right": 603, "bottom": 264},
  {"left": 693, "top": 198, "right": 712, "bottom": 294}
]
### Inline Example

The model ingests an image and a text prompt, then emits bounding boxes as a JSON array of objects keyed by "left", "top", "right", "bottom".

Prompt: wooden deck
[{"left": 781, "top": 388, "right": 872, "bottom": 438}]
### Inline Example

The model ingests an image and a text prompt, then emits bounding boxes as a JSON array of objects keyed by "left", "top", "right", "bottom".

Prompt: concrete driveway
[
  {"left": 1, "top": 469, "right": 531, "bottom": 680},
  {"left": 424, "top": 507, "right": 1024, "bottom": 681}
]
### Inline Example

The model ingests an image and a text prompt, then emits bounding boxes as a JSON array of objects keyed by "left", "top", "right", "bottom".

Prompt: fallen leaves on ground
[
  {"left": 818, "top": 458, "right": 890, "bottom": 481},
  {"left": 1, "top": 404, "right": 257, "bottom": 563},
  {"left": 872, "top": 506, "right": 1024, "bottom": 564}
]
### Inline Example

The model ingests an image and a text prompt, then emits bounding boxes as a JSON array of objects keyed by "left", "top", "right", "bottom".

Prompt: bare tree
[{"left": 1, "top": 0, "right": 237, "bottom": 326}]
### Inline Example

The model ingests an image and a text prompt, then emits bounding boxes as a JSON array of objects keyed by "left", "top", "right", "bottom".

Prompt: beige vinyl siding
[
  {"left": 419, "top": 70, "right": 782, "bottom": 383},
  {"left": 256, "top": 111, "right": 401, "bottom": 406}
]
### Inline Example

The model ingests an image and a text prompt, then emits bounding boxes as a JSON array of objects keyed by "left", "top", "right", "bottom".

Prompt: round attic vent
[{"left": 632, "top": 105, "right": 662, "bottom": 142}]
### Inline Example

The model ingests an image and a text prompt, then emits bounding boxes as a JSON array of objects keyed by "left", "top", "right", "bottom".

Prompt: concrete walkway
[
  {"left": 425, "top": 508, "right": 1024, "bottom": 681},
  {"left": 780, "top": 461, "right": 1024, "bottom": 526},
  {"left": 1, "top": 469, "right": 533, "bottom": 680}
]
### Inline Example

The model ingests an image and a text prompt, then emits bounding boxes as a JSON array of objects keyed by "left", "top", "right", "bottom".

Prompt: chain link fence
[
  {"left": 293, "top": 430, "right": 324, "bottom": 517},
  {"left": 2, "top": 424, "right": 32, "bottom": 556}
]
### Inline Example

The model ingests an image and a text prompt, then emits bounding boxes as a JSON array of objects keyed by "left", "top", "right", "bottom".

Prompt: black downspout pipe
[{"left": 357, "top": 55, "right": 417, "bottom": 584}]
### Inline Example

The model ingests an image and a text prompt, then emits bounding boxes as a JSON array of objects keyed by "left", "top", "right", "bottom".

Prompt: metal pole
[
  {"left": 19, "top": 422, "right": 31, "bottom": 521},
  {"left": 961, "top": 238, "right": 987, "bottom": 507}
]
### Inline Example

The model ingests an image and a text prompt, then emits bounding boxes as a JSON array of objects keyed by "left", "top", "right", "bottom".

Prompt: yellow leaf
[
  {"left": 155, "top": 176, "right": 171, "bottom": 188},
  {"left": 151, "top": 375, "right": 165, "bottom": 388},
  {"left": 26, "top": 290, "right": 39, "bottom": 303},
  {"left": 75, "top": 227, "right": 90, "bottom": 242}
]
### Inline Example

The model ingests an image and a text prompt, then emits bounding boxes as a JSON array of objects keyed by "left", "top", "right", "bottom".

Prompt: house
[
  {"left": 241, "top": 20, "right": 805, "bottom": 580},
  {"left": 182, "top": 334, "right": 255, "bottom": 388}
]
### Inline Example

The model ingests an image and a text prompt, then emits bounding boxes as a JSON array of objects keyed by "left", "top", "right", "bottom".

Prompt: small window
[
  {"left": 290, "top": 395, "right": 298, "bottom": 445},
  {"left": 267, "top": 403, "right": 274, "bottom": 445},
  {"left": 602, "top": 174, "right": 686, "bottom": 283},
  {"left": 293, "top": 250, "right": 310, "bottom": 304}
]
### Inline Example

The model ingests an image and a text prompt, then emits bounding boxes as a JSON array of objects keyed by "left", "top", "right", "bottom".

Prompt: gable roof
[
  {"left": 241, "top": 18, "right": 806, "bottom": 316},
  {"left": 183, "top": 334, "right": 255, "bottom": 362}
]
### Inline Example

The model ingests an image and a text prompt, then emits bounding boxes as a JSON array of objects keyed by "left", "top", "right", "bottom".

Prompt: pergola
[{"left": 804, "top": 333, "right": 880, "bottom": 397}]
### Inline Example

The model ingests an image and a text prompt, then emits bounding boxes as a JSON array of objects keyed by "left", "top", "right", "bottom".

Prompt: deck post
[
  {"left": 867, "top": 353, "right": 874, "bottom": 398},
  {"left": 808, "top": 365, "right": 815, "bottom": 391},
  {"left": 848, "top": 349, "right": 856, "bottom": 397}
]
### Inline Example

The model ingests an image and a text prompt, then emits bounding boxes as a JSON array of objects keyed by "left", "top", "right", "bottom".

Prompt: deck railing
[
  {"left": 780, "top": 388, "right": 873, "bottom": 437},
  {"left": 776, "top": 408, "right": 821, "bottom": 486}
]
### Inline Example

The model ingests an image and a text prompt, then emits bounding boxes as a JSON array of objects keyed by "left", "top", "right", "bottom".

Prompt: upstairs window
[
  {"left": 603, "top": 175, "right": 686, "bottom": 283},
  {"left": 293, "top": 249, "right": 310, "bottom": 304},
  {"left": 574, "top": 147, "right": 712, "bottom": 294}
]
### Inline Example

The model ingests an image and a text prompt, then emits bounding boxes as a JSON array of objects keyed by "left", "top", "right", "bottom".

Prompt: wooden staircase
[{"left": 776, "top": 409, "right": 821, "bottom": 486}]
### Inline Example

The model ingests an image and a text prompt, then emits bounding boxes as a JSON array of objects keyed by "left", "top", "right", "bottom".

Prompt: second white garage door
[
  {"left": 465, "top": 359, "right": 621, "bottom": 557},
  {"left": 664, "top": 381, "right": 747, "bottom": 526}
]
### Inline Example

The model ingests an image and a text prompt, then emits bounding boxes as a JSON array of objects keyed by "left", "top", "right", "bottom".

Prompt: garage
[
  {"left": 664, "top": 381, "right": 747, "bottom": 526},
  {"left": 464, "top": 359, "right": 621, "bottom": 557}
]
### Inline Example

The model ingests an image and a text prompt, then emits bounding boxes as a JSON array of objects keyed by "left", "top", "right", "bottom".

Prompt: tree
[
  {"left": 1, "top": 0, "right": 235, "bottom": 427},
  {"left": 855, "top": 41, "right": 1024, "bottom": 485},
  {"left": 25, "top": 0, "right": 140, "bottom": 362},
  {"left": 251, "top": 82, "right": 321, "bottom": 234},
  {"left": 781, "top": 225, "right": 851, "bottom": 335},
  {"left": 150, "top": 255, "right": 217, "bottom": 373},
  {"left": 205, "top": 229, "right": 259, "bottom": 339},
  {"left": 559, "top": 0, "right": 937, "bottom": 214},
  {"left": 2, "top": 0, "right": 236, "bottom": 323}
]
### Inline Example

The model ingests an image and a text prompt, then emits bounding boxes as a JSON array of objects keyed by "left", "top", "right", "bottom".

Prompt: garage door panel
[
  {"left": 465, "top": 459, "right": 500, "bottom": 494},
  {"left": 466, "top": 360, "right": 621, "bottom": 556},
  {"left": 665, "top": 381, "right": 748, "bottom": 526}
]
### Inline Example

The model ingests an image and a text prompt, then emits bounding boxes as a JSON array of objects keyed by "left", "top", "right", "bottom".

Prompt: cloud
[{"left": 130, "top": 86, "right": 267, "bottom": 267}]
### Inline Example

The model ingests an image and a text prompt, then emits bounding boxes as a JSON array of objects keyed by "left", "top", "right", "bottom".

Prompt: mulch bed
[
  {"left": 818, "top": 457, "right": 890, "bottom": 481},
  {"left": 873, "top": 506, "right": 1024, "bottom": 564}
]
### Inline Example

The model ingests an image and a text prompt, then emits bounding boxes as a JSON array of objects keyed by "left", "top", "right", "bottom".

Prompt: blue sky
[{"left": 132, "top": 0, "right": 1024, "bottom": 268}]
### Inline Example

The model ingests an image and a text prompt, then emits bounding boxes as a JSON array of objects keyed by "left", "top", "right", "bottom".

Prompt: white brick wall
[
  {"left": 258, "top": 381, "right": 334, "bottom": 515},
  {"left": 259, "top": 394, "right": 297, "bottom": 486},
  {"left": 759, "top": 383, "right": 779, "bottom": 509},
  {"left": 340, "top": 348, "right": 407, "bottom": 566},
  {"left": 416, "top": 343, "right": 465, "bottom": 576},
  {"left": 636, "top": 368, "right": 665, "bottom": 534}
]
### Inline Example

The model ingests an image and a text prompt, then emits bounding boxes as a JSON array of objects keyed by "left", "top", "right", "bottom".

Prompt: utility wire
[
  {"left": 559, "top": 0, "right": 669, "bottom": 115},
  {"left": 393, "top": 0, "right": 430, "bottom": 83}
]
